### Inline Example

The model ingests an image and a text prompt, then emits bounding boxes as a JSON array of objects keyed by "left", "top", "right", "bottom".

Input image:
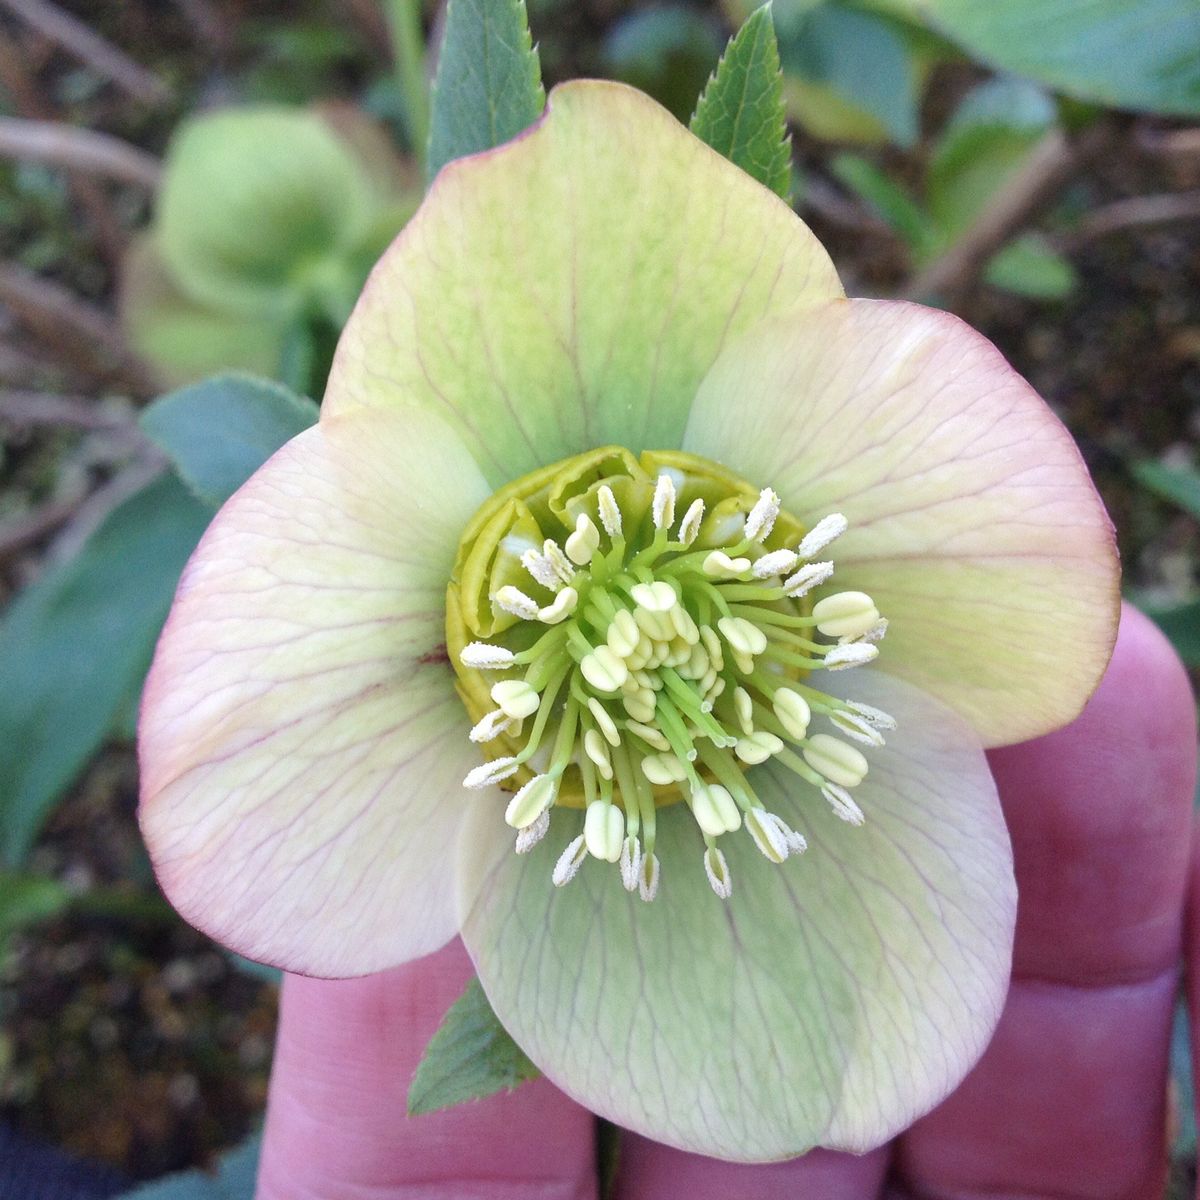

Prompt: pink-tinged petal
[
  {"left": 139, "top": 410, "right": 493, "bottom": 977},
  {"left": 324, "top": 80, "right": 843, "bottom": 487},
  {"left": 457, "top": 670, "right": 1014, "bottom": 1160},
  {"left": 683, "top": 298, "right": 1119, "bottom": 747}
]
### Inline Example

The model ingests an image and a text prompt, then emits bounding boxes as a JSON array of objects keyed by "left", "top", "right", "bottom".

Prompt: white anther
[
  {"left": 552, "top": 834, "right": 588, "bottom": 886},
  {"left": 845, "top": 701, "right": 897, "bottom": 731},
  {"left": 703, "top": 846, "right": 732, "bottom": 899},
  {"left": 565, "top": 513, "right": 601, "bottom": 565},
  {"left": 597, "top": 485, "right": 623, "bottom": 537},
  {"left": 744, "top": 487, "right": 781, "bottom": 542},
  {"left": 619, "top": 835, "right": 643, "bottom": 891},
  {"left": 677, "top": 498, "right": 705, "bottom": 546},
  {"left": 692, "top": 784, "right": 742, "bottom": 836},
  {"left": 830, "top": 709, "right": 886, "bottom": 747},
  {"left": 469, "top": 709, "right": 514, "bottom": 743},
  {"left": 606, "top": 609, "right": 640, "bottom": 658},
  {"left": 633, "top": 607, "right": 675, "bottom": 642},
  {"left": 745, "top": 807, "right": 789, "bottom": 863},
  {"left": 823, "top": 642, "right": 879, "bottom": 670},
  {"left": 731, "top": 648, "right": 755, "bottom": 676},
  {"left": 537, "top": 586, "right": 578, "bottom": 625},
  {"left": 735, "top": 730, "right": 784, "bottom": 765},
  {"left": 733, "top": 686, "right": 755, "bottom": 735},
  {"left": 463, "top": 756, "right": 519, "bottom": 789},
  {"left": 542, "top": 539, "right": 575, "bottom": 584},
  {"left": 494, "top": 585, "right": 540, "bottom": 620},
  {"left": 772, "top": 688, "right": 811, "bottom": 740},
  {"left": 584, "top": 728, "right": 615, "bottom": 780},
  {"left": 641, "top": 753, "right": 687, "bottom": 786},
  {"left": 460, "top": 641, "right": 518, "bottom": 670},
  {"left": 782, "top": 560, "right": 834, "bottom": 598},
  {"left": 699, "top": 625, "right": 724, "bottom": 670},
  {"left": 584, "top": 800, "right": 625, "bottom": 862},
  {"left": 855, "top": 617, "right": 889, "bottom": 644},
  {"left": 779, "top": 819, "right": 808, "bottom": 855},
  {"left": 703, "top": 550, "right": 752, "bottom": 579},
  {"left": 803, "top": 733, "right": 869, "bottom": 787},
  {"left": 717, "top": 615, "right": 768, "bottom": 657},
  {"left": 673, "top": 609, "right": 701, "bottom": 648},
  {"left": 623, "top": 692, "right": 657, "bottom": 724},
  {"left": 813, "top": 591, "right": 881, "bottom": 640},
  {"left": 652, "top": 474, "right": 677, "bottom": 530},
  {"left": 625, "top": 720, "right": 670, "bottom": 752},
  {"left": 515, "top": 807, "right": 551, "bottom": 852},
  {"left": 520, "top": 548, "right": 562, "bottom": 591},
  {"left": 491, "top": 678, "right": 541, "bottom": 719},
  {"left": 797, "top": 513, "right": 848, "bottom": 559},
  {"left": 586, "top": 697, "right": 621, "bottom": 747},
  {"left": 581, "top": 645, "right": 629, "bottom": 694},
  {"left": 822, "top": 783, "right": 865, "bottom": 826},
  {"left": 639, "top": 852, "right": 660, "bottom": 902},
  {"left": 631, "top": 580, "right": 677, "bottom": 613},
  {"left": 504, "top": 773, "right": 558, "bottom": 829},
  {"left": 752, "top": 548, "right": 799, "bottom": 579}
]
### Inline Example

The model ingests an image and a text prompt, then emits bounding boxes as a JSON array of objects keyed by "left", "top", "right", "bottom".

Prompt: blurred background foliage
[{"left": 0, "top": 0, "right": 1196, "bottom": 1193}]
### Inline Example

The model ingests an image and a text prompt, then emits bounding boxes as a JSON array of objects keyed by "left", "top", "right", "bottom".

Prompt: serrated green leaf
[
  {"left": 690, "top": 5, "right": 792, "bottom": 198},
  {"left": 0, "top": 475, "right": 212, "bottom": 866},
  {"left": 119, "top": 1133, "right": 261, "bottom": 1198},
  {"left": 0, "top": 871, "right": 71, "bottom": 938},
  {"left": 830, "top": 152, "right": 936, "bottom": 255},
  {"left": 984, "top": 233, "right": 1077, "bottom": 300},
  {"left": 408, "top": 976, "right": 539, "bottom": 1115},
  {"left": 140, "top": 374, "right": 318, "bottom": 509},
  {"left": 1132, "top": 459, "right": 1200, "bottom": 522},
  {"left": 427, "top": 0, "right": 545, "bottom": 181}
]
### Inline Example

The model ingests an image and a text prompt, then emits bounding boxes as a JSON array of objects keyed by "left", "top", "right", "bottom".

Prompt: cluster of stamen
[{"left": 457, "top": 469, "right": 893, "bottom": 901}]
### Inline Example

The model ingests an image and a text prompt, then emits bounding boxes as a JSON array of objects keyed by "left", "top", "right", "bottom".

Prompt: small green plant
[{"left": 121, "top": 105, "right": 420, "bottom": 395}]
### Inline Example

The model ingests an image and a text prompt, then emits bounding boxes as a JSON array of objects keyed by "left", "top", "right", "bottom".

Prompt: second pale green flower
[{"left": 138, "top": 82, "right": 1120, "bottom": 1161}]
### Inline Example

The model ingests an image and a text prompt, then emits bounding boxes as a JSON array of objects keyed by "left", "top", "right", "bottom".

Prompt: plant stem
[{"left": 383, "top": 0, "right": 429, "bottom": 167}]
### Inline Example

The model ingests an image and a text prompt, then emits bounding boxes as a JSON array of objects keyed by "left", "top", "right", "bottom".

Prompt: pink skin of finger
[
  {"left": 895, "top": 604, "right": 1196, "bottom": 1199},
  {"left": 256, "top": 939, "right": 598, "bottom": 1200},
  {"left": 257, "top": 604, "right": 1196, "bottom": 1199}
]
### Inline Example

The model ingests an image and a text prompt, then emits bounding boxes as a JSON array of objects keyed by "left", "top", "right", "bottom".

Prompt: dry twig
[
  {"left": 0, "top": 0, "right": 170, "bottom": 104},
  {"left": 904, "top": 129, "right": 1080, "bottom": 303},
  {"left": 0, "top": 388, "right": 133, "bottom": 431},
  {"left": 0, "top": 264, "right": 160, "bottom": 395},
  {"left": 0, "top": 116, "right": 160, "bottom": 187},
  {"left": 1069, "top": 190, "right": 1200, "bottom": 243}
]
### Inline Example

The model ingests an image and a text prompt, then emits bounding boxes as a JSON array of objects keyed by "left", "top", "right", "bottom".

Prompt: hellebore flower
[{"left": 138, "top": 82, "right": 1119, "bottom": 1161}]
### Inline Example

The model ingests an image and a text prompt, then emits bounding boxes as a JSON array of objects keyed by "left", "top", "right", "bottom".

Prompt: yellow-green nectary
[{"left": 137, "top": 81, "right": 1119, "bottom": 1161}]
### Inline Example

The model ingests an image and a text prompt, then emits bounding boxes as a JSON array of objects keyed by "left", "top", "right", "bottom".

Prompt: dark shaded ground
[{"left": 0, "top": 0, "right": 1197, "bottom": 1185}]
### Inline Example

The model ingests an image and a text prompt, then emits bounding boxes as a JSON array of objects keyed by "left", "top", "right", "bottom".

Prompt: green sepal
[
  {"left": 690, "top": 4, "right": 792, "bottom": 198},
  {"left": 408, "top": 975, "right": 540, "bottom": 1116},
  {"left": 426, "top": 0, "right": 546, "bottom": 182}
]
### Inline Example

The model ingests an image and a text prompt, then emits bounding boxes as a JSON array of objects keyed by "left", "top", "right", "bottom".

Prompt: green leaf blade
[
  {"left": 139, "top": 374, "right": 319, "bottom": 509},
  {"left": 690, "top": 4, "right": 792, "bottom": 198},
  {"left": 408, "top": 976, "right": 539, "bottom": 1115},
  {"left": 426, "top": 0, "right": 545, "bottom": 181},
  {"left": 0, "top": 475, "right": 212, "bottom": 865},
  {"left": 1132, "top": 459, "right": 1200, "bottom": 522}
]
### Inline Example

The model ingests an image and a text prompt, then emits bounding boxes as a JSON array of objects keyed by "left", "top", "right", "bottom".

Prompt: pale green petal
[
  {"left": 325, "top": 80, "right": 843, "bottom": 487},
  {"left": 458, "top": 670, "right": 1014, "bottom": 1160},
  {"left": 683, "top": 298, "right": 1119, "bottom": 747},
  {"left": 140, "top": 410, "right": 490, "bottom": 976}
]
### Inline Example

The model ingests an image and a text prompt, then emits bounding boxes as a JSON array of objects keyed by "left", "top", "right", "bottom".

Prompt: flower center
[{"left": 446, "top": 447, "right": 892, "bottom": 901}]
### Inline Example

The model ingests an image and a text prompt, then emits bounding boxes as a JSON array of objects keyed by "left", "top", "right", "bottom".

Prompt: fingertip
[
  {"left": 613, "top": 1135, "right": 890, "bottom": 1200},
  {"left": 987, "top": 601, "right": 1196, "bottom": 986}
]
